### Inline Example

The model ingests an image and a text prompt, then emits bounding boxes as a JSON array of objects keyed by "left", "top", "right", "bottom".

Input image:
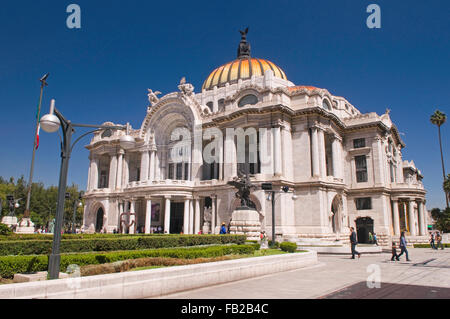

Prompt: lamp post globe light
[{"left": 40, "top": 99, "right": 135, "bottom": 279}]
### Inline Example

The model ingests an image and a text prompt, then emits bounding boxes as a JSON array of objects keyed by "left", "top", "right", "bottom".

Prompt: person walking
[
  {"left": 368, "top": 232, "right": 374, "bottom": 244},
  {"left": 349, "top": 227, "right": 361, "bottom": 259},
  {"left": 430, "top": 232, "right": 436, "bottom": 250},
  {"left": 391, "top": 241, "right": 400, "bottom": 261},
  {"left": 436, "top": 232, "right": 445, "bottom": 250},
  {"left": 397, "top": 231, "right": 411, "bottom": 261},
  {"left": 373, "top": 233, "right": 379, "bottom": 246}
]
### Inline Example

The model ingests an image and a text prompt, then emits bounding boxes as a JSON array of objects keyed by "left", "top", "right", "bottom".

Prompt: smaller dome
[{"left": 202, "top": 58, "right": 287, "bottom": 91}]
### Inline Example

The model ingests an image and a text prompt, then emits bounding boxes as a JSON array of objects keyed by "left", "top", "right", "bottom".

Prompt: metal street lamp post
[
  {"left": 71, "top": 191, "right": 84, "bottom": 234},
  {"left": 262, "top": 183, "right": 297, "bottom": 246},
  {"left": 40, "top": 99, "right": 135, "bottom": 279}
]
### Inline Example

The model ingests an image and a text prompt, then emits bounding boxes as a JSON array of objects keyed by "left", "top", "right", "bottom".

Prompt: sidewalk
[{"left": 156, "top": 248, "right": 450, "bottom": 299}]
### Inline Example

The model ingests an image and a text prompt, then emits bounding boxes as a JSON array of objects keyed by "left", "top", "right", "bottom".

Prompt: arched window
[
  {"left": 322, "top": 99, "right": 331, "bottom": 111},
  {"left": 95, "top": 207, "right": 104, "bottom": 233},
  {"left": 238, "top": 94, "right": 258, "bottom": 107},
  {"left": 218, "top": 99, "right": 225, "bottom": 111},
  {"left": 206, "top": 102, "right": 213, "bottom": 112}
]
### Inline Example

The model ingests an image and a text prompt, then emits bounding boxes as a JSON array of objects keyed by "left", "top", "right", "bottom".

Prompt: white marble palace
[{"left": 82, "top": 30, "right": 429, "bottom": 245}]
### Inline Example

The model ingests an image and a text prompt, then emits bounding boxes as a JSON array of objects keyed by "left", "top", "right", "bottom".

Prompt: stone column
[
  {"left": 164, "top": 196, "right": 171, "bottom": 234},
  {"left": 108, "top": 154, "right": 117, "bottom": 190},
  {"left": 318, "top": 129, "right": 326, "bottom": 177},
  {"left": 218, "top": 141, "right": 224, "bottom": 181},
  {"left": 149, "top": 149, "right": 156, "bottom": 182},
  {"left": 87, "top": 155, "right": 93, "bottom": 191},
  {"left": 392, "top": 199, "right": 400, "bottom": 236},
  {"left": 189, "top": 199, "right": 194, "bottom": 234},
  {"left": 194, "top": 198, "right": 201, "bottom": 234},
  {"left": 116, "top": 150, "right": 124, "bottom": 190},
  {"left": 211, "top": 196, "right": 216, "bottom": 234},
  {"left": 331, "top": 136, "right": 340, "bottom": 178},
  {"left": 183, "top": 198, "right": 190, "bottom": 234},
  {"left": 191, "top": 129, "right": 203, "bottom": 181},
  {"left": 408, "top": 199, "right": 417, "bottom": 236},
  {"left": 123, "top": 153, "right": 130, "bottom": 188},
  {"left": 273, "top": 127, "right": 282, "bottom": 176},
  {"left": 224, "top": 128, "right": 237, "bottom": 179},
  {"left": 140, "top": 150, "right": 149, "bottom": 183},
  {"left": 145, "top": 197, "right": 152, "bottom": 234},
  {"left": 373, "top": 136, "right": 385, "bottom": 185},
  {"left": 129, "top": 199, "right": 136, "bottom": 234},
  {"left": 155, "top": 151, "right": 161, "bottom": 181},
  {"left": 118, "top": 201, "right": 124, "bottom": 233},
  {"left": 417, "top": 200, "right": 425, "bottom": 236},
  {"left": 260, "top": 128, "right": 273, "bottom": 176},
  {"left": 91, "top": 156, "right": 99, "bottom": 190},
  {"left": 311, "top": 127, "right": 320, "bottom": 177}
]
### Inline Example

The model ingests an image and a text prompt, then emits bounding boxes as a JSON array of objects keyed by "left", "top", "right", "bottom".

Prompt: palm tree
[{"left": 430, "top": 110, "right": 448, "bottom": 208}]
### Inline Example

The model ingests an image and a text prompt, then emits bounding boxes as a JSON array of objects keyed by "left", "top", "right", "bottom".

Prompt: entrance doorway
[
  {"left": 95, "top": 207, "right": 104, "bottom": 233},
  {"left": 170, "top": 202, "right": 184, "bottom": 234},
  {"left": 355, "top": 217, "right": 374, "bottom": 244},
  {"left": 331, "top": 196, "right": 342, "bottom": 233}
]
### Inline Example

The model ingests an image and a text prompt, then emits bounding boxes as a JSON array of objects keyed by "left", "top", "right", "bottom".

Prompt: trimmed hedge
[
  {"left": 0, "top": 235, "right": 246, "bottom": 256},
  {"left": 413, "top": 243, "right": 449, "bottom": 248},
  {"left": 280, "top": 242, "right": 297, "bottom": 253},
  {"left": 0, "top": 233, "right": 222, "bottom": 241},
  {"left": 0, "top": 244, "right": 257, "bottom": 278}
]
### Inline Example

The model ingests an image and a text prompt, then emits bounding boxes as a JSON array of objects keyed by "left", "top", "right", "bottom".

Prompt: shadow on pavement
[{"left": 319, "top": 281, "right": 450, "bottom": 299}]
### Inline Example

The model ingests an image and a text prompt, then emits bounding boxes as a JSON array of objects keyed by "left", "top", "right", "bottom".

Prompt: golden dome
[{"left": 202, "top": 58, "right": 288, "bottom": 91}]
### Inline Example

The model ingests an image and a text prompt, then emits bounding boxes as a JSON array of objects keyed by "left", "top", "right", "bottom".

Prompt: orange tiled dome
[{"left": 202, "top": 58, "right": 287, "bottom": 91}]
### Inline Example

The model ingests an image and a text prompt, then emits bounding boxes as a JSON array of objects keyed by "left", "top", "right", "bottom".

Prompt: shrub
[
  {"left": 414, "top": 243, "right": 450, "bottom": 248},
  {"left": 0, "top": 244, "right": 257, "bottom": 278},
  {"left": 0, "top": 224, "right": 12, "bottom": 236},
  {"left": 0, "top": 234, "right": 246, "bottom": 256},
  {"left": 80, "top": 255, "right": 235, "bottom": 277},
  {"left": 280, "top": 242, "right": 297, "bottom": 253},
  {"left": 268, "top": 240, "right": 280, "bottom": 249}
]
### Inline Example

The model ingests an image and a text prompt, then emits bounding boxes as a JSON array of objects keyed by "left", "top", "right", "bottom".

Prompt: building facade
[{"left": 82, "top": 33, "right": 428, "bottom": 245}]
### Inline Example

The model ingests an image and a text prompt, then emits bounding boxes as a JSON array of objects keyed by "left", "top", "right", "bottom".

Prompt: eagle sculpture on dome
[
  {"left": 239, "top": 27, "right": 249, "bottom": 40},
  {"left": 237, "top": 27, "right": 251, "bottom": 59}
]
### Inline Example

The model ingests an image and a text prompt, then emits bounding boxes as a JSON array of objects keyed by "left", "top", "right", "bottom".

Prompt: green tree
[
  {"left": 430, "top": 207, "right": 450, "bottom": 232},
  {"left": 444, "top": 174, "right": 450, "bottom": 204},
  {"left": 430, "top": 110, "right": 448, "bottom": 208},
  {"left": 0, "top": 176, "right": 83, "bottom": 232}
]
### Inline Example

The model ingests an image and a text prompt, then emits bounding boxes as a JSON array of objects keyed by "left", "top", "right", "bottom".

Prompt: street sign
[{"left": 261, "top": 183, "right": 273, "bottom": 190}]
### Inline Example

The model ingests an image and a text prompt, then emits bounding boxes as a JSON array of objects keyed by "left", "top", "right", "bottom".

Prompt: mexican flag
[
  {"left": 36, "top": 124, "right": 40, "bottom": 150},
  {"left": 35, "top": 100, "right": 41, "bottom": 150}
]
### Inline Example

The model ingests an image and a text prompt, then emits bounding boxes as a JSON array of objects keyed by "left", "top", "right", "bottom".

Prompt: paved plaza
[{"left": 156, "top": 248, "right": 450, "bottom": 299}]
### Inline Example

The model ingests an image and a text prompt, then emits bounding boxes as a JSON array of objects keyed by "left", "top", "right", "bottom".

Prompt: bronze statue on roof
[{"left": 237, "top": 27, "right": 251, "bottom": 59}]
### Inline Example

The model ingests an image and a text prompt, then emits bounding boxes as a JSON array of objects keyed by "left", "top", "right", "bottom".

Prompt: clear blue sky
[{"left": 0, "top": 0, "right": 449, "bottom": 209}]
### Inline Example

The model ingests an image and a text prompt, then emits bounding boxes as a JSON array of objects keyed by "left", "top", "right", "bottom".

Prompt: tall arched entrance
[
  {"left": 355, "top": 217, "right": 374, "bottom": 244},
  {"left": 331, "top": 195, "right": 343, "bottom": 233},
  {"left": 95, "top": 207, "right": 104, "bottom": 233}
]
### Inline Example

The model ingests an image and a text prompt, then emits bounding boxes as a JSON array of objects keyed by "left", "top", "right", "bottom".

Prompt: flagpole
[{"left": 23, "top": 74, "right": 49, "bottom": 225}]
